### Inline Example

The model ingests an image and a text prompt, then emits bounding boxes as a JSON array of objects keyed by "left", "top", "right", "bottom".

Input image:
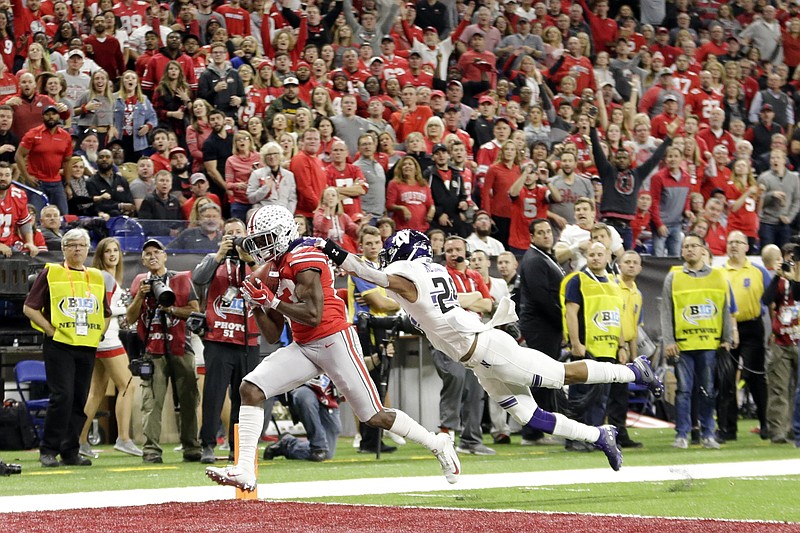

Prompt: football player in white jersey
[{"left": 319, "top": 230, "right": 664, "bottom": 471}]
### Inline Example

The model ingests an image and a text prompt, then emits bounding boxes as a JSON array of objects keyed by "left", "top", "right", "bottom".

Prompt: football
[{"left": 251, "top": 261, "right": 280, "bottom": 293}]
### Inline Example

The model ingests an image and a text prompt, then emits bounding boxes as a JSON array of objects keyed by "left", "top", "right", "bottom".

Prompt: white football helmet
[{"left": 243, "top": 205, "right": 299, "bottom": 265}]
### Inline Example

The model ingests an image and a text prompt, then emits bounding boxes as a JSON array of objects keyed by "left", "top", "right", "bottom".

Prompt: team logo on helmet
[
  {"left": 243, "top": 205, "right": 299, "bottom": 265},
  {"left": 379, "top": 229, "right": 432, "bottom": 268}
]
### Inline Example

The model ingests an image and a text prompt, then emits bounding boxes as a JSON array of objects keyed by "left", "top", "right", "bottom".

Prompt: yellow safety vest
[
  {"left": 671, "top": 266, "right": 727, "bottom": 351},
  {"left": 31, "top": 263, "right": 106, "bottom": 348},
  {"left": 562, "top": 271, "right": 623, "bottom": 359},
  {"left": 619, "top": 280, "right": 642, "bottom": 344}
]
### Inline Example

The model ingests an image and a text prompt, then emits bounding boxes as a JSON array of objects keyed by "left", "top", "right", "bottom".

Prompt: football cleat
[
  {"left": 432, "top": 432, "right": 461, "bottom": 484},
  {"left": 628, "top": 355, "right": 664, "bottom": 398},
  {"left": 594, "top": 425, "right": 623, "bottom": 471},
  {"left": 205, "top": 465, "right": 257, "bottom": 492}
]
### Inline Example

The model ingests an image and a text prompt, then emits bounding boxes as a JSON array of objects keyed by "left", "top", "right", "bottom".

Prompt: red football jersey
[
  {"left": 275, "top": 245, "right": 349, "bottom": 343},
  {"left": 685, "top": 88, "right": 723, "bottom": 125},
  {"left": 326, "top": 163, "right": 367, "bottom": 219},
  {"left": 509, "top": 185, "right": 549, "bottom": 250},
  {"left": 0, "top": 186, "right": 32, "bottom": 247},
  {"left": 113, "top": 1, "right": 148, "bottom": 34}
]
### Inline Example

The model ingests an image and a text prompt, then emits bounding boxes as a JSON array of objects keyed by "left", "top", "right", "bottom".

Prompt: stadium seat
[
  {"left": 14, "top": 360, "right": 49, "bottom": 441},
  {"left": 107, "top": 216, "right": 146, "bottom": 252}
]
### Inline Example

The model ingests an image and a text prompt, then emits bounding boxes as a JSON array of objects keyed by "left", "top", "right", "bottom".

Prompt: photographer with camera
[
  {"left": 762, "top": 243, "right": 800, "bottom": 444},
  {"left": 348, "top": 226, "right": 402, "bottom": 454},
  {"left": 126, "top": 239, "right": 202, "bottom": 464},
  {"left": 23, "top": 228, "right": 112, "bottom": 468},
  {"left": 192, "top": 219, "right": 260, "bottom": 464}
]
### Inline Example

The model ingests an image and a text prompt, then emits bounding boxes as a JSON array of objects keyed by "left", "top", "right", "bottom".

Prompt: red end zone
[{"left": 6, "top": 500, "right": 800, "bottom": 532}]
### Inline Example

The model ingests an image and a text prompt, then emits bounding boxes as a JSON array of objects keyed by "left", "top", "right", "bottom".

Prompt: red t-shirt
[
  {"left": 509, "top": 185, "right": 549, "bottom": 249},
  {"left": 326, "top": 162, "right": 367, "bottom": 219},
  {"left": 275, "top": 245, "right": 349, "bottom": 343},
  {"left": 20, "top": 125, "right": 73, "bottom": 183},
  {"left": 0, "top": 186, "right": 32, "bottom": 247},
  {"left": 385, "top": 180, "right": 433, "bottom": 232}
]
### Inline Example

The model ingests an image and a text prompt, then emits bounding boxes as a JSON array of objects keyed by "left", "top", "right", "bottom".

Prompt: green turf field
[{"left": 2, "top": 425, "right": 799, "bottom": 521}]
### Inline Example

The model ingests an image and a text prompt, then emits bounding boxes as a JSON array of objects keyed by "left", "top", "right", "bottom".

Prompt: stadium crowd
[{"left": 4, "top": 0, "right": 800, "bottom": 467}]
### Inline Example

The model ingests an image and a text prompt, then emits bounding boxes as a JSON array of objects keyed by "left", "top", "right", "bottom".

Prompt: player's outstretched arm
[{"left": 318, "top": 239, "right": 418, "bottom": 302}]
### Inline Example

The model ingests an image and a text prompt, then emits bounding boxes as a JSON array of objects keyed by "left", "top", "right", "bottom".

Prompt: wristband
[{"left": 322, "top": 239, "right": 349, "bottom": 266}]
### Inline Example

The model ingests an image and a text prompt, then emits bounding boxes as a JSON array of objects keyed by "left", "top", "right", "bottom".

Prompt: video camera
[
  {"left": 143, "top": 277, "right": 176, "bottom": 307},
  {"left": 356, "top": 312, "right": 418, "bottom": 337},
  {"left": 0, "top": 460, "right": 21, "bottom": 476},
  {"left": 129, "top": 355, "right": 154, "bottom": 380}
]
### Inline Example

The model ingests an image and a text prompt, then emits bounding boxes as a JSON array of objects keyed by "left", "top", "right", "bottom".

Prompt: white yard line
[{"left": 2, "top": 459, "right": 800, "bottom": 513}]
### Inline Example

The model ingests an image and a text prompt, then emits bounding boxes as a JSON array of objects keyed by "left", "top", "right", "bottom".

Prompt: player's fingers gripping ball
[
  {"left": 252, "top": 260, "right": 280, "bottom": 293},
  {"left": 241, "top": 275, "right": 276, "bottom": 309}
]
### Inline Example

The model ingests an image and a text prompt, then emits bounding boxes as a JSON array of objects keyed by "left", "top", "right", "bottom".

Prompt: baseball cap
[
  {"left": 424, "top": 26, "right": 437, "bottom": 33},
  {"left": 68, "top": 49, "right": 84, "bottom": 59},
  {"left": 42, "top": 105, "right": 59, "bottom": 114},
  {"left": 478, "top": 95, "right": 495, "bottom": 105},
  {"left": 444, "top": 103, "right": 460, "bottom": 113},
  {"left": 332, "top": 70, "right": 349, "bottom": 79},
  {"left": 601, "top": 81, "right": 614, "bottom": 88},
  {"left": 182, "top": 34, "right": 200, "bottom": 43},
  {"left": 381, "top": 34, "right": 394, "bottom": 42},
  {"left": 408, "top": 50, "right": 422, "bottom": 58},
  {"left": 257, "top": 58, "right": 274, "bottom": 69},
  {"left": 657, "top": 27, "right": 669, "bottom": 34},
  {"left": 432, "top": 143, "right": 448, "bottom": 154},
  {"left": 142, "top": 238, "right": 165, "bottom": 251},
  {"left": 659, "top": 68, "right": 673, "bottom": 77},
  {"left": 475, "top": 209, "right": 492, "bottom": 221},
  {"left": 169, "top": 147, "right": 186, "bottom": 158},
  {"left": 367, "top": 57, "right": 384, "bottom": 67},
  {"left": 447, "top": 80, "right": 463, "bottom": 89},
  {"left": 430, "top": 90, "right": 445, "bottom": 99},
  {"left": 761, "top": 103, "right": 774, "bottom": 112},
  {"left": 494, "top": 116, "right": 515, "bottom": 129},
  {"left": 663, "top": 94, "right": 678, "bottom": 102},
  {"left": 652, "top": 51, "right": 664, "bottom": 60},
  {"left": 283, "top": 76, "right": 299, "bottom": 86},
  {"left": 190, "top": 173, "right": 207, "bottom": 185}
]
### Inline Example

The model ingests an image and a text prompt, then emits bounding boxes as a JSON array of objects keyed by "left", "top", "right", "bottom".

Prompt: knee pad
[{"left": 527, "top": 407, "right": 556, "bottom": 433}]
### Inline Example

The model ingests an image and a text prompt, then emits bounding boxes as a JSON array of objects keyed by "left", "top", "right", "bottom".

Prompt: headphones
[{"left": 445, "top": 235, "right": 472, "bottom": 261}]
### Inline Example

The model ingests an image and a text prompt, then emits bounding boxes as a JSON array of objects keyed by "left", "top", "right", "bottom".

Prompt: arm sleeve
[
  {"left": 762, "top": 273, "right": 780, "bottom": 307},
  {"left": 192, "top": 253, "right": 221, "bottom": 286}
]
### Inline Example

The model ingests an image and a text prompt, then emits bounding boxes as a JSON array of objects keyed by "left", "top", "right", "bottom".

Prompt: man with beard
[
  {"left": 3, "top": 73, "right": 69, "bottom": 139},
  {"left": 85, "top": 149, "right": 136, "bottom": 217},
  {"left": 590, "top": 119, "right": 676, "bottom": 249},
  {"left": 168, "top": 202, "right": 223, "bottom": 250},
  {"left": 202, "top": 110, "right": 233, "bottom": 200},
  {"left": 548, "top": 151, "right": 594, "bottom": 228},
  {"left": 85, "top": 14, "right": 125, "bottom": 81},
  {"left": 0, "top": 162, "right": 38, "bottom": 257},
  {"left": 554, "top": 197, "right": 623, "bottom": 272},
  {"left": 16, "top": 106, "right": 73, "bottom": 217},
  {"left": 0, "top": 105, "right": 18, "bottom": 165},
  {"left": 466, "top": 209, "right": 505, "bottom": 256},
  {"left": 169, "top": 147, "right": 192, "bottom": 201},
  {"left": 264, "top": 77, "right": 309, "bottom": 133},
  {"left": 130, "top": 157, "right": 156, "bottom": 211}
]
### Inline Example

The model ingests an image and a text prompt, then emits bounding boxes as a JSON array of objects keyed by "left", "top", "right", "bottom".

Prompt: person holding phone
[{"left": 507, "top": 161, "right": 561, "bottom": 256}]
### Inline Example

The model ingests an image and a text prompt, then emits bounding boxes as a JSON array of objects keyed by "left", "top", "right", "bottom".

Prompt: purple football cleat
[
  {"left": 628, "top": 356, "right": 664, "bottom": 398},
  {"left": 594, "top": 425, "right": 622, "bottom": 471}
]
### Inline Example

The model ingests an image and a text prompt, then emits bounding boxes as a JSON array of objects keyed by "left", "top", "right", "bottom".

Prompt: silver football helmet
[{"left": 243, "top": 205, "right": 299, "bottom": 265}]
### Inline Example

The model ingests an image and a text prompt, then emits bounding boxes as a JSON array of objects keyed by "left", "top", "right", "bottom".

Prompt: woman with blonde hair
[
  {"left": 226, "top": 131, "right": 260, "bottom": 221},
  {"left": 293, "top": 107, "right": 313, "bottom": 140},
  {"left": 423, "top": 116, "right": 445, "bottom": 152},
  {"left": 187, "top": 99, "right": 214, "bottom": 173},
  {"left": 78, "top": 237, "right": 143, "bottom": 459},
  {"left": 313, "top": 186, "right": 360, "bottom": 252},
  {"left": 278, "top": 131, "right": 296, "bottom": 167},
  {"left": 725, "top": 158, "right": 762, "bottom": 251},
  {"left": 112, "top": 70, "right": 158, "bottom": 162},
  {"left": 542, "top": 26, "right": 564, "bottom": 68},
  {"left": 74, "top": 69, "right": 116, "bottom": 145},
  {"left": 66, "top": 156, "right": 95, "bottom": 216},
  {"left": 189, "top": 196, "right": 215, "bottom": 227},
  {"left": 386, "top": 156, "right": 435, "bottom": 232},
  {"left": 22, "top": 42, "right": 54, "bottom": 76},
  {"left": 247, "top": 141, "right": 298, "bottom": 213},
  {"left": 262, "top": 15, "right": 307, "bottom": 63},
  {"left": 310, "top": 85, "right": 334, "bottom": 119}
]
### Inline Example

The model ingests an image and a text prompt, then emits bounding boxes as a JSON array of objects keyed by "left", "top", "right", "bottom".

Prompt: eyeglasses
[
  {"left": 64, "top": 243, "right": 88, "bottom": 249},
  {"left": 728, "top": 241, "right": 748, "bottom": 246}
]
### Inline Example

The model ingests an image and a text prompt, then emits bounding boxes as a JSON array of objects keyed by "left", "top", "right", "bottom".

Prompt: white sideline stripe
[{"left": 3, "top": 459, "right": 800, "bottom": 513}]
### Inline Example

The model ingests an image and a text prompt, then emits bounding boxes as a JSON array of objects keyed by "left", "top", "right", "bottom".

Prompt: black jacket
[
  {"left": 424, "top": 164, "right": 471, "bottom": 237},
  {"left": 518, "top": 245, "right": 564, "bottom": 358}
]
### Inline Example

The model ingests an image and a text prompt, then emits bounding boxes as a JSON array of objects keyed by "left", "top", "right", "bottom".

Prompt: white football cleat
[
  {"left": 432, "top": 432, "right": 461, "bottom": 484},
  {"left": 205, "top": 465, "right": 257, "bottom": 492}
]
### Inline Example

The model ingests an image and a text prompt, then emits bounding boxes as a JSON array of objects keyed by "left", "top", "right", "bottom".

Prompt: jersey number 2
[{"left": 431, "top": 276, "right": 458, "bottom": 314}]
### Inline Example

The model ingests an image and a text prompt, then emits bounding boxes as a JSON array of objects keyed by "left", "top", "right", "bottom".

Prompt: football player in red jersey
[
  {"left": 206, "top": 206, "right": 460, "bottom": 491},
  {"left": 0, "top": 162, "right": 38, "bottom": 257}
]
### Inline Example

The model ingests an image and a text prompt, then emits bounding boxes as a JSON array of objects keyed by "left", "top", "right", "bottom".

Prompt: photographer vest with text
[{"left": 205, "top": 259, "right": 258, "bottom": 346}]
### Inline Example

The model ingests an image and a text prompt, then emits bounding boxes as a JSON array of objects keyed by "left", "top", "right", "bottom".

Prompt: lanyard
[
  {"left": 224, "top": 257, "right": 241, "bottom": 285},
  {"left": 64, "top": 262, "right": 90, "bottom": 299},
  {"left": 532, "top": 245, "right": 565, "bottom": 277}
]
